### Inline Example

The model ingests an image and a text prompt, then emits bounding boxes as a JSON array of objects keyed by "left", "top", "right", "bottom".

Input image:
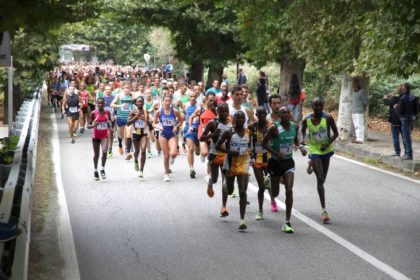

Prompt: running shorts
[
  {"left": 133, "top": 133, "right": 148, "bottom": 142},
  {"left": 268, "top": 158, "right": 295, "bottom": 177},
  {"left": 208, "top": 153, "right": 226, "bottom": 166}
]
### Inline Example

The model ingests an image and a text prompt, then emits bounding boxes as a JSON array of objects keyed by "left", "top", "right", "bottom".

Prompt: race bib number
[
  {"left": 97, "top": 122, "right": 108, "bottom": 130},
  {"left": 280, "top": 143, "right": 292, "bottom": 156},
  {"left": 69, "top": 106, "right": 78, "bottom": 113},
  {"left": 311, "top": 129, "right": 328, "bottom": 142},
  {"left": 161, "top": 118, "right": 174, "bottom": 127},
  {"left": 255, "top": 143, "right": 265, "bottom": 154},
  {"left": 134, "top": 120, "right": 146, "bottom": 129}
]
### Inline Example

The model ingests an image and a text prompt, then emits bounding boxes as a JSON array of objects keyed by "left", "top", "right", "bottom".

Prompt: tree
[{"left": 124, "top": 0, "right": 243, "bottom": 86}]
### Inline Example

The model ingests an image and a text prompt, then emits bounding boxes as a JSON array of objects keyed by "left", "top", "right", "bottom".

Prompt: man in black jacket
[
  {"left": 384, "top": 86, "right": 404, "bottom": 157},
  {"left": 397, "top": 82, "right": 417, "bottom": 160}
]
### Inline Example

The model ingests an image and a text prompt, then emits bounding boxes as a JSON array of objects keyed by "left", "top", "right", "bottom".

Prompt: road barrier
[{"left": 0, "top": 88, "right": 41, "bottom": 279}]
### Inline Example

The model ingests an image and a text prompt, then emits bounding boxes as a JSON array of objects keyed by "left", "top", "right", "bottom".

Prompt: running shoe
[
  {"left": 271, "top": 201, "right": 278, "bottom": 212},
  {"left": 139, "top": 171, "right": 144, "bottom": 178},
  {"left": 80, "top": 127, "right": 85, "bottom": 134},
  {"left": 231, "top": 188, "right": 237, "bottom": 198},
  {"left": 255, "top": 211, "right": 264, "bottom": 221},
  {"left": 119, "top": 147, "right": 124, "bottom": 155},
  {"left": 321, "top": 211, "right": 330, "bottom": 224},
  {"left": 94, "top": 171, "right": 100, "bottom": 181},
  {"left": 282, "top": 223, "right": 294, "bottom": 233},
  {"left": 126, "top": 153, "right": 133, "bottom": 160},
  {"left": 71, "top": 138, "right": 75, "bottom": 144},
  {"left": 247, "top": 200, "right": 251, "bottom": 205},
  {"left": 100, "top": 170, "right": 106, "bottom": 179},
  {"left": 147, "top": 151, "right": 153, "bottom": 158},
  {"left": 200, "top": 155, "right": 206, "bottom": 163},
  {"left": 164, "top": 174, "right": 170, "bottom": 182},
  {"left": 107, "top": 150, "right": 113, "bottom": 158},
  {"left": 307, "top": 164, "right": 313, "bottom": 175},
  {"left": 264, "top": 175, "right": 270, "bottom": 189},
  {"left": 238, "top": 220, "right": 247, "bottom": 230},
  {"left": 220, "top": 207, "right": 229, "bottom": 217},
  {"left": 190, "top": 169, "right": 196, "bottom": 179},
  {"left": 134, "top": 161, "right": 140, "bottom": 171},
  {"left": 207, "top": 185, "right": 214, "bottom": 198},
  {"left": 170, "top": 157, "right": 175, "bottom": 165},
  {"left": 168, "top": 169, "right": 172, "bottom": 173}
]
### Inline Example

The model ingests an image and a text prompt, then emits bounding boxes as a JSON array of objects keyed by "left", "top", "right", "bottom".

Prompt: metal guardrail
[{"left": 0, "top": 88, "right": 41, "bottom": 279}]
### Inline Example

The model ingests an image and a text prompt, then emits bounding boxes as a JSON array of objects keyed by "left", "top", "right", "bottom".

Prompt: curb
[{"left": 334, "top": 141, "right": 420, "bottom": 173}]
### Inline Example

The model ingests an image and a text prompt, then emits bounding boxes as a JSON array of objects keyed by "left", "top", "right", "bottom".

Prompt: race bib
[
  {"left": 97, "top": 122, "right": 108, "bottom": 130},
  {"left": 121, "top": 103, "right": 131, "bottom": 112},
  {"left": 255, "top": 143, "right": 265, "bottom": 154},
  {"left": 280, "top": 143, "right": 292, "bottom": 156},
  {"left": 311, "top": 129, "right": 328, "bottom": 142},
  {"left": 69, "top": 106, "right": 78, "bottom": 113},
  {"left": 134, "top": 120, "right": 146, "bottom": 129},
  {"left": 161, "top": 118, "right": 174, "bottom": 127}
]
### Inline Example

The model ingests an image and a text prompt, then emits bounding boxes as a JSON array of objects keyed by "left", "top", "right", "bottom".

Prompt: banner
[{"left": 0, "top": 32, "right": 12, "bottom": 67}]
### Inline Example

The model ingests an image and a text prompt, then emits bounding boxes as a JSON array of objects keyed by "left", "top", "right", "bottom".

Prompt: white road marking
[
  {"left": 51, "top": 113, "right": 81, "bottom": 280},
  {"left": 247, "top": 182, "right": 411, "bottom": 280},
  {"left": 334, "top": 155, "right": 420, "bottom": 184}
]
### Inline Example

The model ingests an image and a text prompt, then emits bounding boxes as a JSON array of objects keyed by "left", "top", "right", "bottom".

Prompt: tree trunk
[
  {"left": 189, "top": 60, "right": 204, "bottom": 83},
  {"left": 206, "top": 64, "right": 224, "bottom": 89},
  {"left": 279, "top": 58, "right": 305, "bottom": 106},
  {"left": 337, "top": 75, "right": 369, "bottom": 141}
]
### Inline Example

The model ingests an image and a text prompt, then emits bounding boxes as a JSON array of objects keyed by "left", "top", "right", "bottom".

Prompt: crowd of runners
[{"left": 46, "top": 62, "right": 339, "bottom": 233}]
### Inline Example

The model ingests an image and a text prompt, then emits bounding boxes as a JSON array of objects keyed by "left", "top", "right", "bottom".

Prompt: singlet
[
  {"left": 198, "top": 109, "right": 217, "bottom": 139},
  {"left": 229, "top": 104, "right": 249, "bottom": 127},
  {"left": 270, "top": 121, "right": 297, "bottom": 160},
  {"left": 102, "top": 95, "right": 115, "bottom": 118},
  {"left": 184, "top": 103, "right": 199, "bottom": 131},
  {"left": 250, "top": 123, "right": 269, "bottom": 164},
  {"left": 92, "top": 110, "right": 109, "bottom": 139},
  {"left": 132, "top": 108, "right": 150, "bottom": 135},
  {"left": 176, "top": 93, "right": 190, "bottom": 105},
  {"left": 86, "top": 85, "right": 96, "bottom": 105},
  {"left": 159, "top": 108, "right": 176, "bottom": 138},
  {"left": 209, "top": 120, "right": 232, "bottom": 155},
  {"left": 117, "top": 95, "right": 133, "bottom": 120},
  {"left": 225, "top": 128, "right": 250, "bottom": 174},
  {"left": 66, "top": 93, "right": 79, "bottom": 114},
  {"left": 306, "top": 114, "right": 333, "bottom": 155},
  {"left": 152, "top": 87, "right": 160, "bottom": 100},
  {"left": 79, "top": 91, "right": 89, "bottom": 108}
]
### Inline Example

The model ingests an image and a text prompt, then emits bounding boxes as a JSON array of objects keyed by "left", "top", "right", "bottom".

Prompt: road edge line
[{"left": 51, "top": 112, "right": 81, "bottom": 280}]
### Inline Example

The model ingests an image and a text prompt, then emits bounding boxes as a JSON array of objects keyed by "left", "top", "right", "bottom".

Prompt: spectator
[
  {"left": 237, "top": 68, "right": 247, "bottom": 85},
  {"left": 398, "top": 82, "right": 417, "bottom": 160},
  {"left": 256, "top": 78, "right": 270, "bottom": 113},
  {"left": 222, "top": 73, "right": 229, "bottom": 87},
  {"left": 287, "top": 74, "right": 305, "bottom": 122},
  {"left": 216, "top": 82, "right": 230, "bottom": 105},
  {"left": 351, "top": 78, "right": 368, "bottom": 144},
  {"left": 384, "top": 85, "right": 404, "bottom": 157}
]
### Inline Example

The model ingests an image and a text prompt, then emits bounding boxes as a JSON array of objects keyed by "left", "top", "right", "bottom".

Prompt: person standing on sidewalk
[
  {"left": 397, "top": 82, "right": 417, "bottom": 161},
  {"left": 383, "top": 85, "right": 404, "bottom": 157},
  {"left": 351, "top": 79, "right": 368, "bottom": 144}
]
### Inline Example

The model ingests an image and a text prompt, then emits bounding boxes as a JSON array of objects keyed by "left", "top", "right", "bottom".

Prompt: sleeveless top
[
  {"left": 250, "top": 123, "right": 269, "bottom": 164},
  {"left": 184, "top": 103, "right": 200, "bottom": 131},
  {"left": 306, "top": 115, "right": 333, "bottom": 155},
  {"left": 92, "top": 110, "right": 109, "bottom": 139},
  {"left": 209, "top": 120, "right": 232, "bottom": 155},
  {"left": 79, "top": 91, "right": 89, "bottom": 108},
  {"left": 225, "top": 128, "right": 250, "bottom": 174},
  {"left": 117, "top": 95, "right": 133, "bottom": 120},
  {"left": 270, "top": 121, "right": 296, "bottom": 160},
  {"left": 132, "top": 108, "right": 150, "bottom": 135},
  {"left": 159, "top": 108, "right": 176, "bottom": 137},
  {"left": 198, "top": 109, "right": 217, "bottom": 139},
  {"left": 66, "top": 93, "right": 79, "bottom": 114}
]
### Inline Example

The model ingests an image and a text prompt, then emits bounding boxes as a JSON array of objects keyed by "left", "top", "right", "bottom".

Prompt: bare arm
[
  {"left": 215, "top": 130, "right": 233, "bottom": 155},
  {"left": 110, "top": 94, "right": 121, "bottom": 108},
  {"left": 262, "top": 126, "right": 283, "bottom": 160}
]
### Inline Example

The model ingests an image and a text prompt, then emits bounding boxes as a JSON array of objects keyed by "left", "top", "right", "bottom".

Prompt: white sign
[
  {"left": 61, "top": 44, "right": 90, "bottom": 51},
  {"left": 0, "top": 32, "right": 11, "bottom": 67}
]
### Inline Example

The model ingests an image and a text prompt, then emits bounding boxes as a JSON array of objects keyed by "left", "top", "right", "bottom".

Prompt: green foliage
[{"left": 0, "top": 135, "right": 19, "bottom": 164}]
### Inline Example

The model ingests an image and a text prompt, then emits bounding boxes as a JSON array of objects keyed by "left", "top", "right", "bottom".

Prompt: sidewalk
[{"left": 334, "top": 130, "right": 420, "bottom": 173}]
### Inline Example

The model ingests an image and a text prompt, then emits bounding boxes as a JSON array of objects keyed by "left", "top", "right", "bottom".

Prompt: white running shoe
[{"left": 164, "top": 174, "right": 170, "bottom": 182}]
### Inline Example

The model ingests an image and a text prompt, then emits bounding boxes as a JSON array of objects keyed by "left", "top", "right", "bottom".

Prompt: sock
[
  {"left": 118, "top": 137, "right": 123, "bottom": 148},
  {"left": 126, "top": 138, "right": 132, "bottom": 154}
]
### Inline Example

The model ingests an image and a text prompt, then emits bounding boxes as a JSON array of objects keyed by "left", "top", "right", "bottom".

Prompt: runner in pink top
[{"left": 88, "top": 97, "right": 112, "bottom": 181}]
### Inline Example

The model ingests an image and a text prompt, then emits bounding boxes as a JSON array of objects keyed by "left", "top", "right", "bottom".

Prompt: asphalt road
[{"left": 53, "top": 112, "right": 420, "bottom": 280}]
